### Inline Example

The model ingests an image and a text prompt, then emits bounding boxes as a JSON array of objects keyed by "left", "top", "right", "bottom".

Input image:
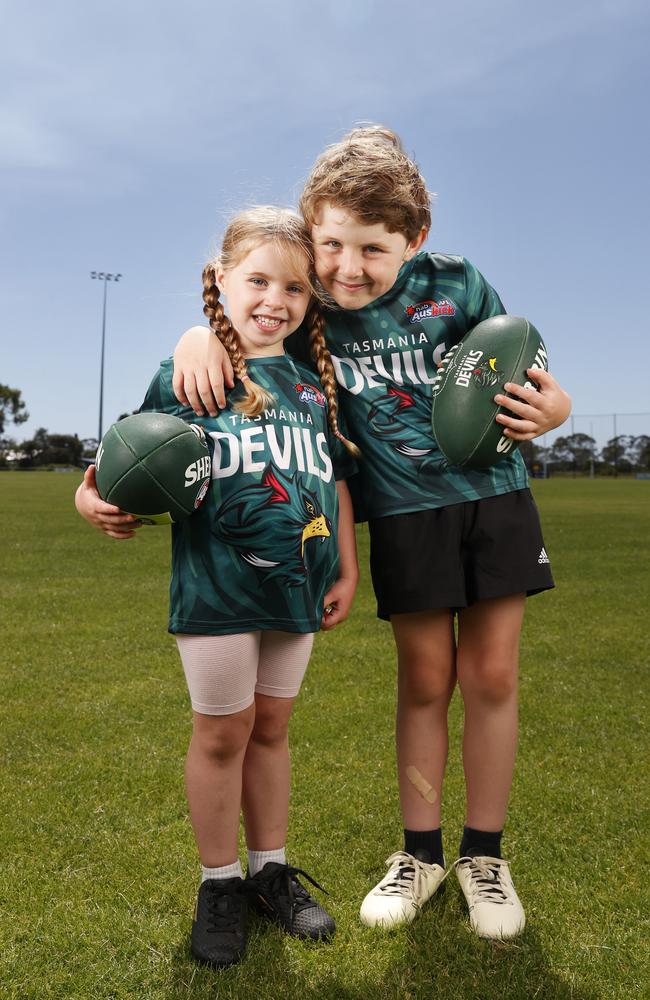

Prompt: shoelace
[
  {"left": 204, "top": 881, "right": 246, "bottom": 934},
  {"left": 375, "top": 851, "right": 445, "bottom": 898},
  {"left": 256, "top": 865, "right": 328, "bottom": 916},
  {"left": 454, "top": 856, "right": 513, "bottom": 906}
]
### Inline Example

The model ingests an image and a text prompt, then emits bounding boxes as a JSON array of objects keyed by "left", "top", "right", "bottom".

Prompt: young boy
[{"left": 171, "top": 127, "right": 571, "bottom": 939}]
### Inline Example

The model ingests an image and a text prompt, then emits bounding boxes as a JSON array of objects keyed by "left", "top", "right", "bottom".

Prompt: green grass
[{"left": 1, "top": 473, "right": 648, "bottom": 999}]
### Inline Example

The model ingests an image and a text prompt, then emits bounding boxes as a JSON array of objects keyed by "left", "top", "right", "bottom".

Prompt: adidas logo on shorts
[{"left": 538, "top": 547, "right": 550, "bottom": 565}]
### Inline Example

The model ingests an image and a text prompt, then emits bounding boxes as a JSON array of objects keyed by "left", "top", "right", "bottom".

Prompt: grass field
[{"left": 1, "top": 473, "right": 648, "bottom": 999}]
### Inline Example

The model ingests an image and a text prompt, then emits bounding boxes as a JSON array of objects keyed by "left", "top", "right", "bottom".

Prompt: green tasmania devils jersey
[
  {"left": 141, "top": 355, "right": 355, "bottom": 636},
  {"left": 319, "top": 253, "right": 528, "bottom": 520}
]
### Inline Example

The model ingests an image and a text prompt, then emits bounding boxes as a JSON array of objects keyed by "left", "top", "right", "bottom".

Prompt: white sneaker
[
  {"left": 455, "top": 855, "right": 526, "bottom": 939},
  {"left": 359, "top": 851, "right": 446, "bottom": 928}
]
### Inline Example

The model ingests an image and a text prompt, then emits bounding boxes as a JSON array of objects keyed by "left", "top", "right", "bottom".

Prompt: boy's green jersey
[
  {"left": 314, "top": 252, "right": 528, "bottom": 521},
  {"left": 141, "top": 356, "right": 354, "bottom": 636}
]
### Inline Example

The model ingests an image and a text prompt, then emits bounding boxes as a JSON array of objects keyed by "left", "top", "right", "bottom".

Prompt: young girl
[
  {"left": 76, "top": 206, "right": 359, "bottom": 968},
  {"left": 170, "top": 129, "right": 571, "bottom": 941}
]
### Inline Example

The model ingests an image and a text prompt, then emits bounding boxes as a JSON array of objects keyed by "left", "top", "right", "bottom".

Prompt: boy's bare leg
[
  {"left": 456, "top": 594, "right": 525, "bottom": 831},
  {"left": 391, "top": 609, "right": 456, "bottom": 830}
]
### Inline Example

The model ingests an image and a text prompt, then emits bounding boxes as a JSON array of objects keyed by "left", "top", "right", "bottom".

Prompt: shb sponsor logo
[
  {"left": 185, "top": 454, "right": 211, "bottom": 487},
  {"left": 405, "top": 298, "right": 456, "bottom": 324}
]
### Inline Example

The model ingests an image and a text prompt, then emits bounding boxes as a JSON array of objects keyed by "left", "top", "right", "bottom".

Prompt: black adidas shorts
[{"left": 368, "top": 489, "right": 554, "bottom": 621}]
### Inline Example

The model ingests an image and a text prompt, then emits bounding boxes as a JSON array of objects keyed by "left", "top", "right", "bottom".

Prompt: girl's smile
[{"left": 217, "top": 242, "right": 312, "bottom": 357}]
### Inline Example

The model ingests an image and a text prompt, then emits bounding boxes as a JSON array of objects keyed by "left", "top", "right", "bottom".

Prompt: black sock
[
  {"left": 404, "top": 828, "right": 445, "bottom": 868},
  {"left": 459, "top": 825, "right": 503, "bottom": 859}
]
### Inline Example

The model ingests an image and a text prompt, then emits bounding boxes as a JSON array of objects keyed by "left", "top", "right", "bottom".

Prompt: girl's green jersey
[{"left": 141, "top": 356, "right": 355, "bottom": 635}]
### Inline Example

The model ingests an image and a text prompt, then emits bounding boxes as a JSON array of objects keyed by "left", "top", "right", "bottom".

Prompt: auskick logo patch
[
  {"left": 405, "top": 298, "right": 456, "bottom": 324},
  {"left": 294, "top": 382, "right": 326, "bottom": 407}
]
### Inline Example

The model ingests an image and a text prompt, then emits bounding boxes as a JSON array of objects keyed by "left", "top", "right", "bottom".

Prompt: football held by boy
[{"left": 171, "top": 126, "right": 571, "bottom": 940}]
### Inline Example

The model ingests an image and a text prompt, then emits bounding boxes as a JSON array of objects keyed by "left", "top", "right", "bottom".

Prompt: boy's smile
[{"left": 311, "top": 203, "right": 426, "bottom": 310}]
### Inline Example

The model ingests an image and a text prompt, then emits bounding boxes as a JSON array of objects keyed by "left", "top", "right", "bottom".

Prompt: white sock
[
  {"left": 200, "top": 859, "right": 243, "bottom": 883},
  {"left": 247, "top": 847, "right": 286, "bottom": 877}
]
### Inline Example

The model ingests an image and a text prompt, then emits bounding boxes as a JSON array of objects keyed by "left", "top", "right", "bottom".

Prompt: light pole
[{"left": 90, "top": 271, "right": 122, "bottom": 443}]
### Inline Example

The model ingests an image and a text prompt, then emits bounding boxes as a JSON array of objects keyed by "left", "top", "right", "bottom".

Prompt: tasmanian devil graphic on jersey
[
  {"left": 367, "top": 384, "right": 442, "bottom": 470},
  {"left": 214, "top": 463, "right": 332, "bottom": 587}
]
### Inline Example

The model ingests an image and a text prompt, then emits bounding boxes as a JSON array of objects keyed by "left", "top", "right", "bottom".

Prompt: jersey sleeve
[
  {"left": 139, "top": 358, "right": 192, "bottom": 417},
  {"left": 462, "top": 258, "right": 506, "bottom": 327}
]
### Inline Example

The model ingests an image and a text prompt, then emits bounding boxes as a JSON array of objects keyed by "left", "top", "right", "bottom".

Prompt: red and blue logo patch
[
  {"left": 294, "top": 382, "right": 326, "bottom": 407},
  {"left": 405, "top": 298, "right": 456, "bottom": 324}
]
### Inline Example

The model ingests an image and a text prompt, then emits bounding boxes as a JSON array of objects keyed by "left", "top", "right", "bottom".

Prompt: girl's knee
[
  {"left": 250, "top": 697, "right": 292, "bottom": 748},
  {"left": 192, "top": 706, "right": 255, "bottom": 760}
]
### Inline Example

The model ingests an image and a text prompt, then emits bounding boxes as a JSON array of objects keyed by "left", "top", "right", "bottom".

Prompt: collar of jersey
[{"left": 244, "top": 353, "right": 295, "bottom": 366}]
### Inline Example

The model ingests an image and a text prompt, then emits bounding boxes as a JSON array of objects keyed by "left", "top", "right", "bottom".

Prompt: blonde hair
[
  {"left": 300, "top": 125, "right": 432, "bottom": 241},
  {"left": 202, "top": 206, "right": 359, "bottom": 456}
]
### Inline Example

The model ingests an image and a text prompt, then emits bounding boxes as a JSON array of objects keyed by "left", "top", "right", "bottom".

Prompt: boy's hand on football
[
  {"left": 75, "top": 466, "right": 142, "bottom": 539},
  {"left": 320, "top": 577, "right": 357, "bottom": 631},
  {"left": 172, "top": 325, "right": 234, "bottom": 416},
  {"left": 494, "top": 369, "right": 572, "bottom": 440}
]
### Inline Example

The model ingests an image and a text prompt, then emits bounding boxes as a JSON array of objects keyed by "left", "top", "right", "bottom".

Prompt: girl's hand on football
[
  {"left": 172, "top": 325, "right": 234, "bottom": 416},
  {"left": 494, "top": 369, "right": 572, "bottom": 440},
  {"left": 75, "top": 466, "right": 141, "bottom": 539},
  {"left": 320, "top": 577, "right": 357, "bottom": 631}
]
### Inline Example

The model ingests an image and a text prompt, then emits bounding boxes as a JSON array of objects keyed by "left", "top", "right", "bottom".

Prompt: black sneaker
[
  {"left": 191, "top": 876, "right": 248, "bottom": 968},
  {"left": 247, "top": 862, "right": 335, "bottom": 940}
]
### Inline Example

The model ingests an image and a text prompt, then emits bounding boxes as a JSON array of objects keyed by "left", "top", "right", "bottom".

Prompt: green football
[
  {"left": 95, "top": 412, "right": 211, "bottom": 524},
  {"left": 431, "top": 315, "right": 548, "bottom": 469}
]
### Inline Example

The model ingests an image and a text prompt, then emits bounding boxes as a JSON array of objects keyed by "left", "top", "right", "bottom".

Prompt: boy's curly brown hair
[{"left": 300, "top": 125, "right": 432, "bottom": 241}]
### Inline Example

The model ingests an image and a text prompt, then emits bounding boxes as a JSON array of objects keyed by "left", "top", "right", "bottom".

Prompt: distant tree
[
  {"left": 0, "top": 435, "right": 18, "bottom": 468},
  {"left": 18, "top": 427, "right": 49, "bottom": 467},
  {"left": 18, "top": 428, "right": 83, "bottom": 467},
  {"left": 46, "top": 434, "right": 83, "bottom": 466},
  {"left": 600, "top": 435, "right": 636, "bottom": 473},
  {"left": 0, "top": 385, "right": 29, "bottom": 434},
  {"left": 549, "top": 433, "right": 598, "bottom": 472},
  {"left": 81, "top": 437, "right": 99, "bottom": 458},
  {"left": 629, "top": 435, "right": 650, "bottom": 472}
]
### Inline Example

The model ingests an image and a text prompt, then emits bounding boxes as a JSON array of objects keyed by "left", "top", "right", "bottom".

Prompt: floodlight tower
[{"left": 90, "top": 271, "right": 123, "bottom": 443}]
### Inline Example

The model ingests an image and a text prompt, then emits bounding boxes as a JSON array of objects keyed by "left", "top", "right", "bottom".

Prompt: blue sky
[{"left": 2, "top": 0, "right": 648, "bottom": 448}]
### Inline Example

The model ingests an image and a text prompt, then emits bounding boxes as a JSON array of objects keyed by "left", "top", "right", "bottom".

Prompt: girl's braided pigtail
[
  {"left": 306, "top": 303, "right": 360, "bottom": 458},
  {"left": 202, "top": 264, "right": 275, "bottom": 417}
]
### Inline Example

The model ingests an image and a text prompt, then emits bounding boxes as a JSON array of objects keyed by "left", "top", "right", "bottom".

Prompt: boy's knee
[
  {"left": 399, "top": 659, "right": 456, "bottom": 707},
  {"left": 459, "top": 658, "right": 518, "bottom": 703}
]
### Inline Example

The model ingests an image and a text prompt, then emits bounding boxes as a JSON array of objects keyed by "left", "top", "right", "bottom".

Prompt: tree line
[
  {"left": 0, "top": 385, "right": 95, "bottom": 468},
  {"left": 2, "top": 384, "right": 648, "bottom": 474},
  {"left": 521, "top": 433, "right": 650, "bottom": 474}
]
